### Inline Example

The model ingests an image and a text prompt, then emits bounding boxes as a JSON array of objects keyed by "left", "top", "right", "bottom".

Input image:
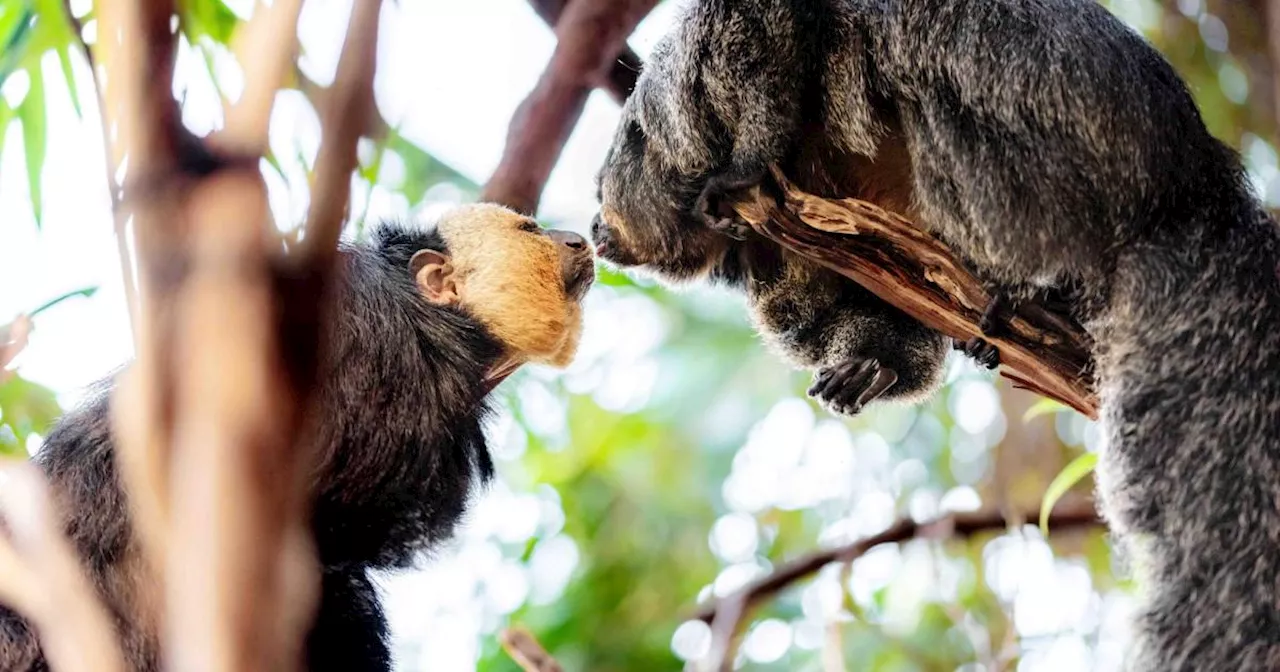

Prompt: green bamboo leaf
[
  {"left": 1023, "top": 397, "right": 1067, "bottom": 423},
  {"left": 18, "top": 68, "right": 46, "bottom": 227},
  {"left": 0, "top": 373, "right": 63, "bottom": 455},
  {"left": 0, "top": 5, "right": 35, "bottom": 82},
  {"left": 56, "top": 44, "right": 81, "bottom": 117},
  {"left": 1039, "top": 451, "right": 1099, "bottom": 535},
  {"left": 0, "top": 101, "right": 13, "bottom": 164},
  {"left": 28, "top": 285, "right": 98, "bottom": 317}
]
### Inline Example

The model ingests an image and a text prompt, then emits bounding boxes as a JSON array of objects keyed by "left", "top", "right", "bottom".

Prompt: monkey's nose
[
  {"left": 590, "top": 213, "right": 604, "bottom": 240},
  {"left": 549, "top": 229, "right": 589, "bottom": 251}
]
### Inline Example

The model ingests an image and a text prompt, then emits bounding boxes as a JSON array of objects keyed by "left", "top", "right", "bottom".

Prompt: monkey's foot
[
  {"left": 693, "top": 167, "right": 766, "bottom": 241},
  {"left": 807, "top": 358, "right": 899, "bottom": 417},
  {"left": 953, "top": 336, "right": 1000, "bottom": 370}
]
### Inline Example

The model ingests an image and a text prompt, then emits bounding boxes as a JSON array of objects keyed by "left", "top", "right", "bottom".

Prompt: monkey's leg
[
  {"left": 807, "top": 357, "right": 900, "bottom": 416},
  {"left": 692, "top": 166, "right": 768, "bottom": 241}
]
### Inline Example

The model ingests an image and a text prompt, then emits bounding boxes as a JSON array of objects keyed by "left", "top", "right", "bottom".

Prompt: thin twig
[
  {"left": 216, "top": 0, "right": 306, "bottom": 154},
  {"left": 694, "top": 504, "right": 1103, "bottom": 671},
  {"left": 0, "top": 462, "right": 126, "bottom": 672},
  {"left": 482, "top": 0, "right": 659, "bottom": 213},
  {"left": 60, "top": 0, "right": 141, "bottom": 338},
  {"left": 303, "top": 0, "right": 384, "bottom": 261},
  {"left": 500, "top": 627, "right": 564, "bottom": 672}
]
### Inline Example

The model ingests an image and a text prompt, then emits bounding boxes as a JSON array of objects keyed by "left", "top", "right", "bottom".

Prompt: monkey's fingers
[
  {"left": 955, "top": 336, "right": 1000, "bottom": 370},
  {"left": 979, "top": 293, "right": 1012, "bottom": 336},
  {"left": 693, "top": 167, "right": 765, "bottom": 240},
  {"left": 810, "top": 358, "right": 898, "bottom": 416}
]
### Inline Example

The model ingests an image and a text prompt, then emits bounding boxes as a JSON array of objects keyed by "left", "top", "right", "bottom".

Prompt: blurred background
[{"left": 1, "top": 0, "right": 1277, "bottom": 670}]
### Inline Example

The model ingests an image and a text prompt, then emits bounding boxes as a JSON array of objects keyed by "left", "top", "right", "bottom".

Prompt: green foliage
[
  {"left": 1040, "top": 451, "right": 1099, "bottom": 534},
  {"left": 0, "top": 373, "right": 60, "bottom": 456}
]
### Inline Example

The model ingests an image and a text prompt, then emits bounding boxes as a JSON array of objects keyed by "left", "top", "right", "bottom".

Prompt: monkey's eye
[{"left": 520, "top": 221, "right": 541, "bottom": 234}]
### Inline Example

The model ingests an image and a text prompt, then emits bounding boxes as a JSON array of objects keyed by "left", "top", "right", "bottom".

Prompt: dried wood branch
[
  {"left": 483, "top": 0, "right": 659, "bottom": 213},
  {"left": 731, "top": 167, "right": 1099, "bottom": 419},
  {"left": 0, "top": 462, "right": 126, "bottom": 672},
  {"left": 525, "top": 0, "right": 644, "bottom": 103},
  {"left": 694, "top": 503, "right": 1103, "bottom": 672},
  {"left": 500, "top": 627, "right": 565, "bottom": 672}
]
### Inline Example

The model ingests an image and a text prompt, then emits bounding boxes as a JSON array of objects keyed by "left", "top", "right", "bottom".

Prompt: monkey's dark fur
[
  {"left": 592, "top": 0, "right": 1280, "bottom": 668},
  {"left": 0, "top": 219, "right": 580, "bottom": 671}
]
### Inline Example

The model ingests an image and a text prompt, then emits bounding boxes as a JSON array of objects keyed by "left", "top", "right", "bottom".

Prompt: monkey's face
[
  {"left": 414, "top": 204, "right": 594, "bottom": 369},
  {"left": 591, "top": 104, "right": 728, "bottom": 283}
]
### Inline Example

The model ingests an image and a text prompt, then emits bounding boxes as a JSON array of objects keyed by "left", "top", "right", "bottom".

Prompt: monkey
[
  {"left": 592, "top": 101, "right": 954, "bottom": 418},
  {"left": 0, "top": 203, "right": 596, "bottom": 672},
  {"left": 592, "top": 1, "right": 1280, "bottom": 669}
]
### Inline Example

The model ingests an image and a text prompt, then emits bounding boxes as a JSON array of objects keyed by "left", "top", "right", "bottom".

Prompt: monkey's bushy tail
[{"left": 1095, "top": 204, "right": 1280, "bottom": 670}]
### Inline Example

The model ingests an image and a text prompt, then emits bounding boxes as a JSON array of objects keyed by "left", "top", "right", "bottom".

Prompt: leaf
[
  {"left": 28, "top": 285, "right": 97, "bottom": 317},
  {"left": 18, "top": 67, "right": 45, "bottom": 226},
  {"left": 0, "top": 5, "right": 35, "bottom": 82},
  {"left": 1023, "top": 397, "right": 1067, "bottom": 423},
  {"left": 1039, "top": 451, "right": 1099, "bottom": 535},
  {"left": 0, "top": 373, "right": 63, "bottom": 456},
  {"left": 56, "top": 44, "right": 80, "bottom": 116},
  {"left": 0, "top": 101, "right": 13, "bottom": 164}
]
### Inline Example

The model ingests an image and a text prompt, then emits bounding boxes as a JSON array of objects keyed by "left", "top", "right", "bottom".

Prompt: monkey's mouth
[
  {"left": 564, "top": 256, "right": 596, "bottom": 301},
  {"left": 589, "top": 212, "right": 639, "bottom": 268}
]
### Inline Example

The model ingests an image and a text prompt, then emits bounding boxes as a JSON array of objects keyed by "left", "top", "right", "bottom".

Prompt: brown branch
[
  {"left": 59, "top": 0, "right": 142, "bottom": 340},
  {"left": 500, "top": 627, "right": 564, "bottom": 672},
  {"left": 217, "top": 0, "right": 306, "bottom": 155},
  {"left": 731, "top": 167, "right": 1099, "bottom": 419},
  {"left": 482, "top": 0, "right": 658, "bottom": 213},
  {"left": 694, "top": 503, "right": 1103, "bottom": 672},
  {"left": 0, "top": 462, "right": 126, "bottom": 672},
  {"left": 524, "top": 0, "right": 643, "bottom": 104},
  {"left": 303, "top": 0, "right": 384, "bottom": 260},
  {"left": 92, "top": 0, "right": 356, "bottom": 668}
]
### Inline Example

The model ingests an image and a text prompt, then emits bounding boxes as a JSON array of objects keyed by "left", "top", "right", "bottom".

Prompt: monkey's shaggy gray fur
[{"left": 592, "top": 0, "right": 1280, "bottom": 668}]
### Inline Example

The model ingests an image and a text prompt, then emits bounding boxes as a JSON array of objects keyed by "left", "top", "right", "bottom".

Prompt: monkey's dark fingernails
[
  {"left": 828, "top": 359, "right": 880, "bottom": 407},
  {"left": 855, "top": 367, "right": 898, "bottom": 408},
  {"left": 808, "top": 369, "right": 836, "bottom": 397}
]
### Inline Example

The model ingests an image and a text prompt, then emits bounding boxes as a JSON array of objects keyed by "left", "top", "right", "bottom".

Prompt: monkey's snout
[
  {"left": 589, "top": 212, "right": 612, "bottom": 258},
  {"left": 555, "top": 230, "right": 589, "bottom": 251}
]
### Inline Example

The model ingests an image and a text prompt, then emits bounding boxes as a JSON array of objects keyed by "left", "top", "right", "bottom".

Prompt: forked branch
[{"left": 695, "top": 503, "right": 1103, "bottom": 672}]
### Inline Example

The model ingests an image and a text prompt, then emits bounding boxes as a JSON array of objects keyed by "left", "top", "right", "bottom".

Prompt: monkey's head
[
  {"left": 410, "top": 204, "right": 595, "bottom": 371},
  {"left": 590, "top": 71, "right": 729, "bottom": 284}
]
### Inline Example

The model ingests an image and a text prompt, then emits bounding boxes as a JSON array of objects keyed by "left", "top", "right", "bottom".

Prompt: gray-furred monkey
[{"left": 591, "top": 0, "right": 1280, "bottom": 669}]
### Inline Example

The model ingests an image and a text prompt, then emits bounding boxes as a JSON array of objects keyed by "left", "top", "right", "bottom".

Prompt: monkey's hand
[
  {"left": 807, "top": 357, "right": 899, "bottom": 417},
  {"left": 693, "top": 167, "right": 766, "bottom": 241},
  {"left": 953, "top": 337, "right": 1000, "bottom": 370}
]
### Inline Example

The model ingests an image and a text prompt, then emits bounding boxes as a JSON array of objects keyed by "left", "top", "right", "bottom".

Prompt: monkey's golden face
[
  {"left": 415, "top": 204, "right": 594, "bottom": 368},
  {"left": 591, "top": 103, "right": 729, "bottom": 283}
]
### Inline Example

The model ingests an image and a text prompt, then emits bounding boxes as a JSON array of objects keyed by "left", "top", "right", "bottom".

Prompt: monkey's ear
[{"left": 410, "top": 249, "right": 459, "bottom": 306}]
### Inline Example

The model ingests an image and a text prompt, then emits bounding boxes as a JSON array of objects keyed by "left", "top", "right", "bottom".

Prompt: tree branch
[
  {"left": 217, "top": 0, "right": 306, "bottom": 155},
  {"left": 303, "top": 0, "right": 384, "bottom": 260},
  {"left": 731, "top": 167, "right": 1099, "bottom": 419},
  {"left": 0, "top": 462, "right": 126, "bottom": 672},
  {"left": 482, "top": 0, "right": 658, "bottom": 213},
  {"left": 524, "top": 0, "right": 643, "bottom": 104},
  {"left": 694, "top": 503, "right": 1103, "bottom": 672},
  {"left": 500, "top": 627, "right": 564, "bottom": 672}
]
